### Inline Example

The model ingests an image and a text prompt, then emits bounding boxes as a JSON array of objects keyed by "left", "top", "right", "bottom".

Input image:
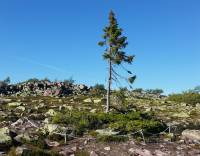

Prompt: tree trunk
[{"left": 106, "top": 58, "right": 112, "bottom": 113}]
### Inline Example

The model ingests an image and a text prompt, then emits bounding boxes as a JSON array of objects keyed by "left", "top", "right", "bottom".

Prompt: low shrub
[
  {"left": 53, "top": 110, "right": 166, "bottom": 136},
  {"left": 22, "top": 148, "right": 59, "bottom": 156},
  {"left": 97, "top": 135, "right": 128, "bottom": 142},
  {"left": 8, "top": 147, "right": 59, "bottom": 156},
  {"left": 75, "top": 150, "right": 90, "bottom": 156},
  {"left": 168, "top": 92, "right": 200, "bottom": 105},
  {"left": 8, "top": 147, "right": 17, "bottom": 156},
  {"left": 90, "top": 84, "right": 106, "bottom": 96},
  {"left": 23, "top": 133, "right": 48, "bottom": 149}
]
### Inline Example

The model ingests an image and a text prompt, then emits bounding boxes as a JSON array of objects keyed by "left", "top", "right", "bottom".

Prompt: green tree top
[{"left": 98, "top": 10, "right": 134, "bottom": 66}]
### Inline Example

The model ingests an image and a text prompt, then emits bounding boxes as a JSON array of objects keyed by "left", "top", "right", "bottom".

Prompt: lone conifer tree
[{"left": 99, "top": 10, "right": 136, "bottom": 113}]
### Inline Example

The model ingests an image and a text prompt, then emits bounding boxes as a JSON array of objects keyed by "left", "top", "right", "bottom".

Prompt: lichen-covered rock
[
  {"left": 182, "top": 129, "right": 200, "bottom": 142},
  {"left": 45, "top": 109, "right": 57, "bottom": 116},
  {"left": 0, "top": 98, "right": 12, "bottom": 104},
  {"left": 44, "top": 124, "right": 58, "bottom": 134},
  {"left": 0, "top": 127, "right": 12, "bottom": 149},
  {"left": 134, "top": 148, "right": 152, "bottom": 156},
  {"left": 90, "top": 109, "right": 97, "bottom": 113},
  {"left": 15, "top": 146, "right": 29, "bottom": 155},
  {"left": 16, "top": 106, "right": 26, "bottom": 111},
  {"left": 95, "top": 129, "right": 119, "bottom": 136},
  {"left": 64, "top": 105, "right": 73, "bottom": 111},
  {"left": 93, "top": 99, "right": 101, "bottom": 104},
  {"left": 172, "top": 112, "right": 190, "bottom": 118},
  {"left": 8, "top": 102, "right": 22, "bottom": 107},
  {"left": 83, "top": 98, "right": 93, "bottom": 103},
  {"left": 14, "top": 133, "right": 31, "bottom": 142}
]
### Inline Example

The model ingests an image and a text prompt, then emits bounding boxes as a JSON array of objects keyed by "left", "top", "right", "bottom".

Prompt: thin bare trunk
[{"left": 106, "top": 58, "right": 112, "bottom": 113}]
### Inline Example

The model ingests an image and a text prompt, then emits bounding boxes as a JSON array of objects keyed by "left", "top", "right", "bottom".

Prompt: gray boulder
[
  {"left": 0, "top": 127, "right": 12, "bottom": 149},
  {"left": 182, "top": 129, "right": 200, "bottom": 143}
]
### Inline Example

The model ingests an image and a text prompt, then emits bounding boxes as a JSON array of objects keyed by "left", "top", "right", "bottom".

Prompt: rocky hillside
[
  {"left": 0, "top": 81, "right": 200, "bottom": 156},
  {"left": 0, "top": 80, "right": 89, "bottom": 96}
]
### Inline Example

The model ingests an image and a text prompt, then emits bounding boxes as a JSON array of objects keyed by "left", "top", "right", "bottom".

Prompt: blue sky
[{"left": 0, "top": 0, "right": 200, "bottom": 94}]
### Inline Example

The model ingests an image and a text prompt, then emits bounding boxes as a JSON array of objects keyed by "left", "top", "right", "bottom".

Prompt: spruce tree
[{"left": 98, "top": 10, "right": 136, "bottom": 113}]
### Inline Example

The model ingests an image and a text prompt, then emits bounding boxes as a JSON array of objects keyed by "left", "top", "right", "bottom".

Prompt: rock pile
[{"left": 0, "top": 80, "right": 89, "bottom": 97}]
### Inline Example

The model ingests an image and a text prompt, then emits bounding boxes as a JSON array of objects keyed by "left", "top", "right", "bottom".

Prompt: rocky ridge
[
  {"left": 0, "top": 80, "right": 89, "bottom": 97},
  {"left": 0, "top": 82, "right": 200, "bottom": 155}
]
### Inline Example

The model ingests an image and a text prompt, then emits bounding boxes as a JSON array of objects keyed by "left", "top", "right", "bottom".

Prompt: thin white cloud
[{"left": 15, "top": 56, "right": 67, "bottom": 74}]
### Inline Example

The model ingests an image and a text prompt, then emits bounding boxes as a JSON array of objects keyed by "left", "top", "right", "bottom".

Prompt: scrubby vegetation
[
  {"left": 8, "top": 147, "right": 59, "bottom": 156},
  {"left": 0, "top": 76, "right": 10, "bottom": 88},
  {"left": 90, "top": 84, "right": 106, "bottom": 96},
  {"left": 53, "top": 110, "right": 166, "bottom": 136},
  {"left": 168, "top": 92, "right": 200, "bottom": 105}
]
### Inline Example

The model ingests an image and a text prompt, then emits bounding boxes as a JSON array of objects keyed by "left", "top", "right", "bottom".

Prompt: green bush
[
  {"left": 22, "top": 148, "right": 59, "bottom": 156},
  {"left": 132, "top": 88, "right": 143, "bottom": 93},
  {"left": 8, "top": 147, "right": 17, "bottom": 156},
  {"left": 113, "top": 88, "right": 127, "bottom": 101},
  {"left": 146, "top": 89, "right": 164, "bottom": 95},
  {"left": 90, "top": 83, "right": 106, "bottom": 95},
  {"left": 63, "top": 76, "right": 75, "bottom": 85},
  {"left": 23, "top": 133, "right": 48, "bottom": 149},
  {"left": 25, "top": 78, "right": 40, "bottom": 83},
  {"left": 53, "top": 110, "right": 166, "bottom": 136},
  {"left": 75, "top": 150, "right": 90, "bottom": 156},
  {"left": 97, "top": 135, "right": 128, "bottom": 142},
  {"left": 8, "top": 145, "right": 58, "bottom": 156},
  {"left": 168, "top": 92, "right": 200, "bottom": 105}
]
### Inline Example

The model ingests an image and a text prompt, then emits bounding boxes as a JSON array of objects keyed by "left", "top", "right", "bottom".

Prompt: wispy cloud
[{"left": 15, "top": 56, "right": 67, "bottom": 74}]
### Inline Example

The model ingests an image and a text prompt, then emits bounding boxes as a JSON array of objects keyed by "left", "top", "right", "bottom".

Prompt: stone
[
  {"left": 182, "top": 129, "right": 200, "bottom": 142},
  {"left": 154, "top": 150, "right": 168, "bottom": 156},
  {"left": 79, "top": 84, "right": 86, "bottom": 90},
  {"left": 180, "top": 103, "right": 187, "bottom": 107},
  {"left": 0, "top": 111, "right": 7, "bottom": 118},
  {"left": 0, "top": 127, "right": 12, "bottom": 149},
  {"left": 134, "top": 148, "right": 153, "bottom": 156},
  {"left": 45, "top": 139, "right": 60, "bottom": 147},
  {"left": 14, "top": 133, "right": 31, "bottom": 142},
  {"left": 104, "top": 146, "right": 110, "bottom": 151},
  {"left": 65, "top": 105, "right": 73, "bottom": 111},
  {"left": 0, "top": 98, "right": 12, "bottom": 104},
  {"left": 128, "top": 148, "right": 135, "bottom": 153},
  {"left": 8, "top": 102, "right": 22, "bottom": 107},
  {"left": 59, "top": 147, "right": 74, "bottom": 156},
  {"left": 95, "top": 129, "right": 119, "bottom": 136},
  {"left": 16, "top": 106, "right": 26, "bottom": 111},
  {"left": 71, "top": 146, "right": 77, "bottom": 152},
  {"left": 0, "top": 151, "right": 5, "bottom": 155},
  {"left": 130, "top": 140, "right": 135, "bottom": 145},
  {"left": 90, "top": 151, "right": 98, "bottom": 156},
  {"left": 90, "top": 109, "right": 97, "bottom": 113},
  {"left": 0, "top": 79, "right": 89, "bottom": 96},
  {"left": 38, "top": 103, "right": 45, "bottom": 108},
  {"left": 196, "top": 103, "right": 200, "bottom": 109},
  {"left": 84, "top": 140, "right": 88, "bottom": 145},
  {"left": 44, "top": 124, "right": 58, "bottom": 134},
  {"left": 145, "top": 107, "right": 152, "bottom": 112},
  {"left": 83, "top": 98, "right": 93, "bottom": 103},
  {"left": 15, "top": 146, "right": 29, "bottom": 155},
  {"left": 45, "top": 109, "right": 57, "bottom": 116},
  {"left": 55, "top": 89, "right": 61, "bottom": 96},
  {"left": 93, "top": 99, "right": 101, "bottom": 104},
  {"left": 43, "top": 118, "right": 50, "bottom": 124},
  {"left": 11, "top": 119, "right": 23, "bottom": 127},
  {"left": 172, "top": 112, "right": 190, "bottom": 118}
]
